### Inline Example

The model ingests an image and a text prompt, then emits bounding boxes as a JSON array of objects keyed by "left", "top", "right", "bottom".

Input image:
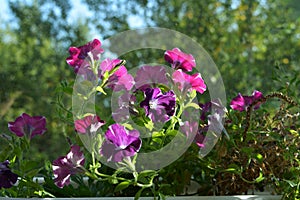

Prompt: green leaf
[
  {"left": 114, "top": 181, "right": 131, "bottom": 192},
  {"left": 144, "top": 120, "right": 154, "bottom": 131},
  {"left": 189, "top": 90, "right": 197, "bottom": 99},
  {"left": 134, "top": 187, "right": 145, "bottom": 200},
  {"left": 122, "top": 123, "right": 134, "bottom": 130},
  {"left": 255, "top": 153, "right": 263, "bottom": 163},
  {"left": 222, "top": 163, "right": 240, "bottom": 173},
  {"left": 289, "top": 129, "right": 298, "bottom": 136},
  {"left": 138, "top": 170, "right": 157, "bottom": 177},
  {"left": 108, "top": 176, "right": 119, "bottom": 184},
  {"left": 96, "top": 86, "right": 107, "bottom": 95},
  {"left": 254, "top": 171, "right": 265, "bottom": 183},
  {"left": 283, "top": 179, "right": 297, "bottom": 187},
  {"left": 185, "top": 102, "right": 200, "bottom": 109}
]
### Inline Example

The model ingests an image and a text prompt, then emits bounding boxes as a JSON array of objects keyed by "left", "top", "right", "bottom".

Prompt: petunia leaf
[{"left": 114, "top": 181, "right": 132, "bottom": 192}]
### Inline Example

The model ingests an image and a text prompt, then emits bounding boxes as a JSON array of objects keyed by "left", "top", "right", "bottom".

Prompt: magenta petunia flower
[
  {"left": 8, "top": 113, "right": 47, "bottom": 139},
  {"left": 0, "top": 160, "right": 18, "bottom": 189},
  {"left": 100, "top": 124, "right": 141, "bottom": 162},
  {"left": 98, "top": 58, "right": 122, "bottom": 78},
  {"left": 172, "top": 69, "right": 206, "bottom": 94},
  {"left": 75, "top": 115, "right": 105, "bottom": 134},
  {"left": 52, "top": 145, "right": 85, "bottom": 188},
  {"left": 140, "top": 88, "right": 176, "bottom": 123},
  {"left": 66, "top": 39, "right": 104, "bottom": 73},
  {"left": 134, "top": 65, "right": 168, "bottom": 90},
  {"left": 107, "top": 66, "right": 134, "bottom": 91},
  {"left": 230, "top": 90, "right": 264, "bottom": 111},
  {"left": 164, "top": 48, "right": 196, "bottom": 72}
]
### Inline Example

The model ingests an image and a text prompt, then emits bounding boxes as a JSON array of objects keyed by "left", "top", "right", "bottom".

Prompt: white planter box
[{"left": 6, "top": 178, "right": 282, "bottom": 200}]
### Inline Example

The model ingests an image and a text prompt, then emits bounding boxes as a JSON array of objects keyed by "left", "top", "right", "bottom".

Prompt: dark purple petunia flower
[
  {"left": 0, "top": 160, "right": 18, "bottom": 189},
  {"left": 134, "top": 65, "right": 168, "bottom": 90},
  {"left": 52, "top": 145, "right": 85, "bottom": 188},
  {"left": 66, "top": 39, "right": 104, "bottom": 74},
  {"left": 8, "top": 113, "right": 47, "bottom": 139},
  {"left": 199, "top": 99, "right": 229, "bottom": 139},
  {"left": 164, "top": 48, "right": 196, "bottom": 72},
  {"left": 172, "top": 69, "right": 206, "bottom": 94},
  {"left": 101, "top": 124, "right": 141, "bottom": 162},
  {"left": 230, "top": 90, "right": 264, "bottom": 111},
  {"left": 75, "top": 115, "right": 105, "bottom": 134},
  {"left": 199, "top": 99, "right": 227, "bottom": 121},
  {"left": 194, "top": 132, "right": 206, "bottom": 148},
  {"left": 140, "top": 88, "right": 176, "bottom": 123}
]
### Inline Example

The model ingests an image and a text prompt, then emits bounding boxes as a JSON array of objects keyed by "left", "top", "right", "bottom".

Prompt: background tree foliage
[{"left": 0, "top": 0, "right": 299, "bottom": 160}]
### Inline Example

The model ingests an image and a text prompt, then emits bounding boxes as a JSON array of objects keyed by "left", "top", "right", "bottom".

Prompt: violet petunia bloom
[
  {"left": 8, "top": 113, "right": 47, "bottom": 139},
  {"left": 180, "top": 121, "right": 198, "bottom": 139},
  {"left": 0, "top": 160, "right": 18, "bottom": 189},
  {"left": 164, "top": 48, "right": 196, "bottom": 72},
  {"left": 140, "top": 88, "right": 176, "bottom": 123},
  {"left": 230, "top": 90, "right": 264, "bottom": 111},
  {"left": 52, "top": 145, "right": 85, "bottom": 188},
  {"left": 172, "top": 69, "right": 206, "bottom": 94},
  {"left": 180, "top": 121, "right": 206, "bottom": 148},
  {"left": 75, "top": 115, "right": 105, "bottom": 134},
  {"left": 112, "top": 92, "right": 136, "bottom": 123},
  {"left": 66, "top": 39, "right": 104, "bottom": 74},
  {"left": 101, "top": 124, "right": 142, "bottom": 162},
  {"left": 134, "top": 65, "right": 168, "bottom": 90}
]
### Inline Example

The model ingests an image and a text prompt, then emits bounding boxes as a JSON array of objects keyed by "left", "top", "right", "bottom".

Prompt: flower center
[{"left": 149, "top": 99, "right": 159, "bottom": 110}]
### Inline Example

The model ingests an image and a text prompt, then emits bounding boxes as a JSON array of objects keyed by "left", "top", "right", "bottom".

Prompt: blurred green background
[{"left": 0, "top": 0, "right": 299, "bottom": 161}]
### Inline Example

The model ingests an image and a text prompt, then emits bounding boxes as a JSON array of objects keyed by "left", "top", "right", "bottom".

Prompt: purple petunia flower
[
  {"left": 164, "top": 48, "right": 196, "bottom": 72},
  {"left": 134, "top": 65, "right": 168, "bottom": 90},
  {"left": 75, "top": 115, "right": 105, "bottom": 134},
  {"left": 140, "top": 88, "right": 176, "bottom": 123},
  {"left": 101, "top": 124, "right": 141, "bottom": 162},
  {"left": 52, "top": 145, "right": 85, "bottom": 188},
  {"left": 8, "top": 113, "right": 47, "bottom": 139},
  {"left": 66, "top": 39, "right": 104, "bottom": 74},
  {"left": 0, "top": 160, "right": 18, "bottom": 189},
  {"left": 172, "top": 69, "right": 206, "bottom": 94},
  {"left": 230, "top": 90, "right": 264, "bottom": 111}
]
